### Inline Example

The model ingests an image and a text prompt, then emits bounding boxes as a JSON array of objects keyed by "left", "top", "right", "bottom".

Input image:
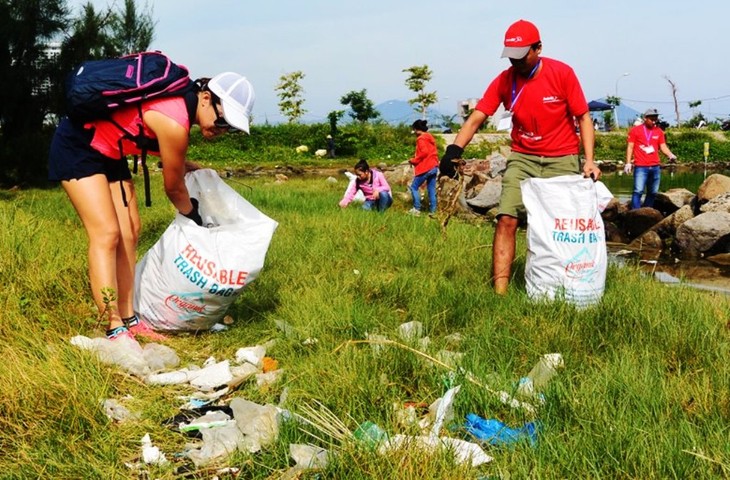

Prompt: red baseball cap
[{"left": 501, "top": 19, "right": 541, "bottom": 59}]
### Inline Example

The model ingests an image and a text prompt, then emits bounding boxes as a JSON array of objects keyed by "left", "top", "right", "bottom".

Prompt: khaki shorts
[{"left": 498, "top": 152, "right": 580, "bottom": 219}]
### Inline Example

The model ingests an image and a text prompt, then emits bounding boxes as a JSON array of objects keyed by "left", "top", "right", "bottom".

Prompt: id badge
[
  {"left": 497, "top": 112, "right": 512, "bottom": 132},
  {"left": 642, "top": 145, "right": 655, "bottom": 154}
]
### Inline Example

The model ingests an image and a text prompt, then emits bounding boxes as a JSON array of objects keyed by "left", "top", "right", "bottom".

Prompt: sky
[{"left": 66, "top": 0, "right": 730, "bottom": 126}]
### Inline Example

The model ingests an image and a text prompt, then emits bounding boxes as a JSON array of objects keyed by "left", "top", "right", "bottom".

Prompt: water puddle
[{"left": 607, "top": 243, "right": 730, "bottom": 295}]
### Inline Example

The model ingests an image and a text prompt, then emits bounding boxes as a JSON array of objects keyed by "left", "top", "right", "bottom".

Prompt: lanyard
[
  {"left": 643, "top": 125, "right": 654, "bottom": 145},
  {"left": 510, "top": 60, "right": 541, "bottom": 112}
]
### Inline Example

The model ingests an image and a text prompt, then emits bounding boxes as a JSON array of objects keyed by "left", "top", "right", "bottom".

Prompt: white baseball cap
[{"left": 208, "top": 72, "right": 255, "bottom": 133}]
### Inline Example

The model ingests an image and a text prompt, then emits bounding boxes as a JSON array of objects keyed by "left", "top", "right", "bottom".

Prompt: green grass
[{"left": 1, "top": 170, "right": 730, "bottom": 478}]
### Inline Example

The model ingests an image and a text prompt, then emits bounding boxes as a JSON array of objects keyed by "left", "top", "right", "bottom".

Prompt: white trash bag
[
  {"left": 134, "top": 169, "right": 278, "bottom": 332},
  {"left": 343, "top": 171, "right": 366, "bottom": 203},
  {"left": 521, "top": 175, "right": 613, "bottom": 307}
]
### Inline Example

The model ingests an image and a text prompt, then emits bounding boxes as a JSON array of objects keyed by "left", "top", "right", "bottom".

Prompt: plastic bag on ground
[
  {"left": 379, "top": 434, "right": 492, "bottom": 467},
  {"left": 185, "top": 423, "right": 245, "bottom": 467},
  {"left": 70, "top": 335, "right": 150, "bottom": 377},
  {"left": 141, "top": 433, "right": 168, "bottom": 465},
  {"left": 465, "top": 413, "right": 538, "bottom": 446},
  {"left": 230, "top": 398, "right": 280, "bottom": 453},
  {"left": 135, "top": 169, "right": 278, "bottom": 332},
  {"left": 521, "top": 175, "right": 613, "bottom": 307}
]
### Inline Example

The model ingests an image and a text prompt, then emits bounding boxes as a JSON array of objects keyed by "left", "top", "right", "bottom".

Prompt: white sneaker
[{"left": 407, "top": 208, "right": 421, "bottom": 216}]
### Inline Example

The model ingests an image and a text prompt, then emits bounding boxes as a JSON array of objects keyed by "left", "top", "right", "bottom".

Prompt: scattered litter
[
  {"left": 141, "top": 343, "right": 180, "bottom": 372},
  {"left": 397, "top": 321, "right": 424, "bottom": 342},
  {"left": 444, "top": 332, "right": 464, "bottom": 347},
  {"left": 465, "top": 413, "right": 538, "bottom": 446},
  {"left": 102, "top": 398, "right": 139, "bottom": 422},
  {"left": 222, "top": 315, "right": 235, "bottom": 325},
  {"left": 354, "top": 421, "right": 388, "bottom": 448},
  {"left": 185, "top": 422, "right": 244, "bottom": 467},
  {"left": 230, "top": 398, "right": 281, "bottom": 453},
  {"left": 262, "top": 357, "right": 278, "bottom": 373},
  {"left": 515, "top": 353, "right": 564, "bottom": 399},
  {"left": 290, "top": 443, "right": 330, "bottom": 469},
  {"left": 190, "top": 360, "right": 233, "bottom": 391},
  {"left": 274, "top": 319, "right": 295, "bottom": 336},
  {"left": 380, "top": 434, "right": 492, "bottom": 467},
  {"left": 256, "top": 369, "right": 284, "bottom": 388},
  {"left": 365, "top": 333, "right": 389, "bottom": 354},
  {"left": 70, "top": 335, "right": 149, "bottom": 377},
  {"left": 302, "top": 337, "right": 319, "bottom": 346},
  {"left": 393, "top": 402, "right": 429, "bottom": 429},
  {"left": 146, "top": 368, "right": 200, "bottom": 386},
  {"left": 141, "top": 433, "right": 168, "bottom": 466},
  {"left": 235, "top": 345, "right": 266, "bottom": 367},
  {"left": 435, "top": 350, "right": 464, "bottom": 367},
  {"left": 178, "top": 397, "right": 212, "bottom": 411},
  {"left": 353, "top": 269, "right": 361, "bottom": 275},
  {"left": 378, "top": 385, "right": 492, "bottom": 466},
  {"left": 179, "top": 410, "right": 235, "bottom": 433},
  {"left": 429, "top": 385, "right": 460, "bottom": 438},
  {"left": 209, "top": 323, "right": 228, "bottom": 332}
]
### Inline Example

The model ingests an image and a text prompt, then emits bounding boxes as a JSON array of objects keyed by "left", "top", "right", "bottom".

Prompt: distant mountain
[{"left": 375, "top": 99, "right": 449, "bottom": 127}]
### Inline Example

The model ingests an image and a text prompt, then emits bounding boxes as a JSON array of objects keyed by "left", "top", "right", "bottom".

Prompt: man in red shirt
[
  {"left": 439, "top": 19, "right": 599, "bottom": 295},
  {"left": 625, "top": 108, "right": 677, "bottom": 209}
]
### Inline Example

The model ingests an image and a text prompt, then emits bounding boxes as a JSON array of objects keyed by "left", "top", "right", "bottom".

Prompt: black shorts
[{"left": 48, "top": 118, "right": 132, "bottom": 182}]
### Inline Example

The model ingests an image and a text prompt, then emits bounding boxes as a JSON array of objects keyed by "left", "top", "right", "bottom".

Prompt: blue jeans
[
  {"left": 632, "top": 165, "right": 661, "bottom": 209},
  {"left": 363, "top": 191, "right": 393, "bottom": 212},
  {"left": 410, "top": 167, "right": 438, "bottom": 213}
]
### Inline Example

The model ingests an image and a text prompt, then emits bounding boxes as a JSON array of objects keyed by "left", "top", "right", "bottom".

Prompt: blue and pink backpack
[{"left": 64, "top": 51, "right": 195, "bottom": 206}]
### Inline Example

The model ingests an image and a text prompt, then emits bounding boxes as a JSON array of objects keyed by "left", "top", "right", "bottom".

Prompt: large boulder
[
  {"left": 384, "top": 162, "right": 414, "bottom": 187},
  {"left": 601, "top": 197, "right": 625, "bottom": 223},
  {"left": 699, "top": 191, "right": 730, "bottom": 214},
  {"left": 653, "top": 188, "right": 695, "bottom": 216},
  {"left": 465, "top": 177, "right": 502, "bottom": 210},
  {"left": 697, "top": 174, "right": 730, "bottom": 204},
  {"left": 627, "top": 230, "right": 664, "bottom": 251},
  {"left": 674, "top": 211, "right": 730, "bottom": 258},
  {"left": 650, "top": 204, "right": 695, "bottom": 239},
  {"left": 604, "top": 222, "right": 630, "bottom": 244},
  {"left": 622, "top": 207, "right": 664, "bottom": 239}
]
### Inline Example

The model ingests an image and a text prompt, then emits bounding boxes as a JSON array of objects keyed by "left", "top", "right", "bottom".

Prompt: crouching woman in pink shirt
[{"left": 339, "top": 159, "right": 393, "bottom": 212}]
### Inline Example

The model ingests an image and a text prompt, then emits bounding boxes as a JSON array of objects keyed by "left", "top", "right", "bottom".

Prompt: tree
[
  {"left": 0, "top": 0, "right": 157, "bottom": 186},
  {"left": 605, "top": 95, "right": 621, "bottom": 128},
  {"left": 111, "top": 0, "right": 155, "bottom": 54},
  {"left": 402, "top": 65, "right": 437, "bottom": 120},
  {"left": 340, "top": 89, "right": 380, "bottom": 123},
  {"left": 0, "top": 0, "right": 67, "bottom": 137},
  {"left": 327, "top": 109, "right": 345, "bottom": 134},
  {"left": 663, "top": 75, "right": 680, "bottom": 126},
  {"left": 52, "top": 1, "right": 155, "bottom": 117},
  {"left": 275, "top": 71, "right": 307, "bottom": 123}
]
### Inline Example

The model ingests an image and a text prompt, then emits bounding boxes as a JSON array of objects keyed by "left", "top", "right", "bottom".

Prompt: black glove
[
  {"left": 439, "top": 144, "right": 464, "bottom": 178},
  {"left": 182, "top": 197, "right": 203, "bottom": 226}
]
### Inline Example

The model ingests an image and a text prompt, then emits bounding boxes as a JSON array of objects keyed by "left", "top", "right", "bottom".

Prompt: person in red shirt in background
[
  {"left": 408, "top": 119, "right": 439, "bottom": 217},
  {"left": 439, "top": 19, "right": 599, "bottom": 295},
  {"left": 624, "top": 108, "right": 677, "bottom": 209}
]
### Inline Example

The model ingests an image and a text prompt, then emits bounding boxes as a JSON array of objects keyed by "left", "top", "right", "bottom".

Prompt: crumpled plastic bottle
[
  {"left": 464, "top": 413, "right": 538, "bottom": 446},
  {"left": 516, "top": 353, "right": 563, "bottom": 399},
  {"left": 353, "top": 421, "right": 388, "bottom": 447}
]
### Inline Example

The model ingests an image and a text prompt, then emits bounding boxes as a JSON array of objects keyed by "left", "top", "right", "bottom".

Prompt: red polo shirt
[
  {"left": 475, "top": 57, "right": 588, "bottom": 157},
  {"left": 627, "top": 124, "right": 665, "bottom": 167}
]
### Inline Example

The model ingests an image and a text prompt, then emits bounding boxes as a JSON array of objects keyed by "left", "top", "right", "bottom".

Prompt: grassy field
[{"left": 1, "top": 170, "right": 730, "bottom": 479}]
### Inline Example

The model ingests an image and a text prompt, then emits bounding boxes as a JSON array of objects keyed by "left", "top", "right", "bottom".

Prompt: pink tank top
[{"left": 87, "top": 96, "right": 190, "bottom": 159}]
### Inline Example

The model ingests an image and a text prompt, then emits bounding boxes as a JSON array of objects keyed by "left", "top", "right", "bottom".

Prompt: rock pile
[{"left": 394, "top": 152, "right": 730, "bottom": 262}]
